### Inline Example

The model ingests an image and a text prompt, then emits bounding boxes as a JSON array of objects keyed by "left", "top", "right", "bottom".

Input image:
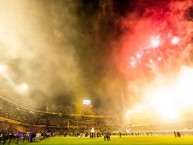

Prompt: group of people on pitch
[{"left": 174, "top": 131, "right": 181, "bottom": 137}]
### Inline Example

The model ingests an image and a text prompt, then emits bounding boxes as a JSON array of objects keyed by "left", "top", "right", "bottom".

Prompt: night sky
[{"left": 0, "top": 0, "right": 193, "bottom": 112}]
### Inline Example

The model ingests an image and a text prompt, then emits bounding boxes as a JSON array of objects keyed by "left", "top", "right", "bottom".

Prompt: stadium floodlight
[
  {"left": 0, "top": 64, "right": 6, "bottom": 73},
  {"left": 83, "top": 99, "right": 91, "bottom": 105},
  {"left": 20, "top": 83, "right": 29, "bottom": 91}
]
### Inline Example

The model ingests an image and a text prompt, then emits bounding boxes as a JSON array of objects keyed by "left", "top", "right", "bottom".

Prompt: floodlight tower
[
  {"left": 82, "top": 99, "right": 92, "bottom": 115},
  {"left": 121, "top": 88, "right": 128, "bottom": 131},
  {"left": 83, "top": 99, "right": 91, "bottom": 105}
]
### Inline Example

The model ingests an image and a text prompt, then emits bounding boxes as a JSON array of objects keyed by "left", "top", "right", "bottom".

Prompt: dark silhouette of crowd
[
  {"left": 2, "top": 86, "right": 193, "bottom": 145},
  {"left": 0, "top": 93, "right": 121, "bottom": 144}
]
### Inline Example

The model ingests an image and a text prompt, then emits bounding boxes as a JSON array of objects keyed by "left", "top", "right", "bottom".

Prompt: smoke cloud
[{"left": 0, "top": 0, "right": 193, "bottom": 112}]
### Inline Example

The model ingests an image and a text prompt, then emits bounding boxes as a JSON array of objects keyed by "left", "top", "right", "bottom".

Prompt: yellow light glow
[
  {"left": 0, "top": 64, "right": 6, "bottom": 73},
  {"left": 127, "top": 109, "right": 133, "bottom": 114},
  {"left": 144, "top": 66, "right": 193, "bottom": 121},
  {"left": 175, "top": 66, "right": 193, "bottom": 106},
  {"left": 150, "top": 94, "right": 179, "bottom": 120},
  {"left": 20, "top": 83, "right": 29, "bottom": 91},
  {"left": 134, "top": 105, "right": 145, "bottom": 111}
]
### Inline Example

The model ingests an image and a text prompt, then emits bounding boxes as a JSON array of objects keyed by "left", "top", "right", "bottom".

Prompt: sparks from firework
[
  {"left": 136, "top": 53, "right": 141, "bottom": 59},
  {"left": 136, "top": 49, "right": 146, "bottom": 76},
  {"left": 129, "top": 35, "right": 167, "bottom": 72},
  {"left": 149, "top": 59, "right": 153, "bottom": 63},
  {"left": 171, "top": 36, "right": 180, "bottom": 45},
  {"left": 131, "top": 61, "right": 135, "bottom": 67},
  {"left": 151, "top": 36, "right": 160, "bottom": 48},
  {"left": 117, "top": 0, "right": 193, "bottom": 123}
]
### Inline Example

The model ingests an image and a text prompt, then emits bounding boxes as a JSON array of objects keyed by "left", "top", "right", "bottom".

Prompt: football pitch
[{"left": 19, "top": 135, "right": 193, "bottom": 145}]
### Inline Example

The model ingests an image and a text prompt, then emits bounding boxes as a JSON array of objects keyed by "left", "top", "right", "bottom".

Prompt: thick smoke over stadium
[
  {"left": 0, "top": 0, "right": 123, "bottom": 110},
  {"left": 0, "top": 0, "right": 193, "bottom": 118},
  {"left": 0, "top": 1, "right": 83, "bottom": 106}
]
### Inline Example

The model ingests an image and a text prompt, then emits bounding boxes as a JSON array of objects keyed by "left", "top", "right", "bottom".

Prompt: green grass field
[{"left": 14, "top": 135, "right": 193, "bottom": 145}]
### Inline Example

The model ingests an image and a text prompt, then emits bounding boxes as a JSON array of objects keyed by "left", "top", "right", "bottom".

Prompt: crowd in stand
[
  {"left": 0, "top": 95, "right": 121, "bottom": 144},
  {"left": 0, "top": 96, "right": 120, "bottom": 139},
  {"left": 0, "top": 95, "right": 120, "bottom": 128},
  {"left": 2, "top": 87, "right": 193, "bottom": 145}
]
